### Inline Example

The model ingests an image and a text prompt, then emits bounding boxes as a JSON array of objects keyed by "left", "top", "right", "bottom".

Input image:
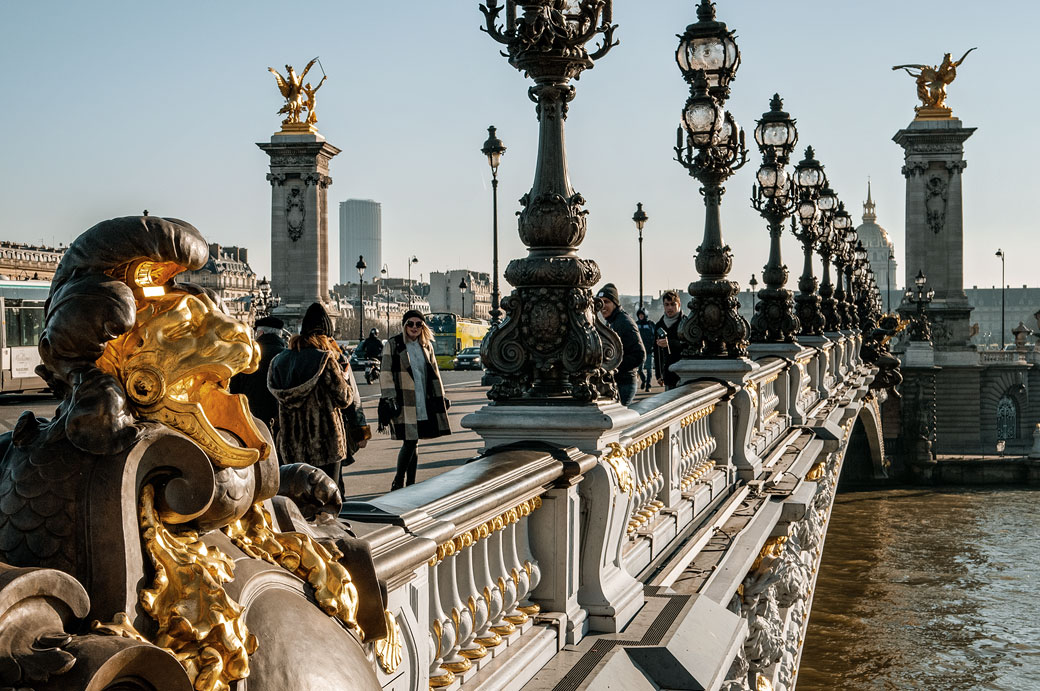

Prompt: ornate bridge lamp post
[
  {"left": 850, "top": 239, "right": 870, "bottom": 328},
  {"left": 481, "top": 126, "right": 507, "bottom": 324},
  {"left": 633, "top": 203, "right": 648, "bottom": 312},
  {"left": 252, "top": 276, "right": 281, "bottom": 321},
  {"left": 830, "top": 202, "right": 854, "bottom": 330},
  {"left": 749, "top": 95, "right": 800, "bottom": 344},
  {"left": 673, "top": 1, "right": 749, "bottom": 358},
  {"left": 814, "top": 184, "right": 840, "bottom": 332},
  {"left": 905, "top": 269, "right": 935, "bottom": 341},
  {"left": 791, "top": 147, "right": 828, "bottom": 336},
  {"left": 474, "top": 0, "right": 623, "bottom": 407}
]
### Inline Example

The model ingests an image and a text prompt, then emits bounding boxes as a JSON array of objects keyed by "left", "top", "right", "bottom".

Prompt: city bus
[
  {"left": 0, "top": 280, "right": 50, "bottom": 393},
  {"left": 425, "top": 312, "right": 489, "bottom": 370}
]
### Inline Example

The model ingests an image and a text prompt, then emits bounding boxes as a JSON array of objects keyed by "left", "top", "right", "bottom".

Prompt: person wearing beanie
[
  {"left": 379, "top": 310, "right": 451, "bottom": 490},
  {"left": 230, "top": 315, "right": 287, "bottom": 437},
  {"left": 635, "top": 307, "right": 656, "bottom": 392},
  {"left": 268, "top": 302, "right": 363, "bottom": 494},
  {"left": 596, "top": 283, "right": 645, "bottom": 405}
]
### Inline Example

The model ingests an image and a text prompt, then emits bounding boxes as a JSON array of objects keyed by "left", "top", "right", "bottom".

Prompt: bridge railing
[{"left": 341, "top": 333, "right": 873, "bottom": 690}]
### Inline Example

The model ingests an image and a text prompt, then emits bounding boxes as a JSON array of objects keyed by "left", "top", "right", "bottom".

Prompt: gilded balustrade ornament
[
  {"left": 602, "top": 442, "right": 634, "bottom": 494},
  {"left": 893, "top": 48, "right": 976, "bottom": 119},
  {"left": 269, "top": 58, "right": 326, "bottom": 133},
  {"left": 680, "top": 403, "right": 716, "bottom": 428},
  {"left": 430, "top": 496, "right": 543, "bottom": 566}
]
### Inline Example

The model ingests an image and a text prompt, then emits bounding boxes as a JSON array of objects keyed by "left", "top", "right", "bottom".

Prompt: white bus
[{"left": 0, "top": 280, "right": 50, "bottom": 393}]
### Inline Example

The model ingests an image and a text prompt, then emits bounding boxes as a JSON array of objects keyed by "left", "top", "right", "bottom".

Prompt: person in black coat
[
  {"left": 230, "top": 315, "right": 287, "bottom": 438},
  {"left": 635, "top": 308, "right": 656, "bottom": 392},
  {"left": 655, "top": 290, "right": 685, "bottom": 390},
  {"left": 597, "top": 283, "right": 645, "bottom": 405},
  {"left": 361, "top": 328, "right": 384, "bottom": 361}
]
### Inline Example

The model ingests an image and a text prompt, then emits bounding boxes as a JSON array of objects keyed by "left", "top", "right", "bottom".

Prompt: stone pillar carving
[
  {"left": 893, "top": 119, "right": 975, "bottom": 347},
  {"left": 257, "top": 132, "right": 340, "bottom": 327}
]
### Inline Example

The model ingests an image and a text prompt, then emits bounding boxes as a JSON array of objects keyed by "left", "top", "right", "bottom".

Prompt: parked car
[{"left": 452, "top": 347, "right": 483, "bottom": 371}]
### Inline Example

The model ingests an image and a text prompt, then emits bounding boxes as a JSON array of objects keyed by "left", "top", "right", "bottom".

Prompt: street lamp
[
  {"left": 831, "top": 201, "right": 853, "bottom": 330},
  {"left": 252, "top": 275, "right": 281, "bottom": 321},
  {"left": 674, "top": 0, "right": 749, "bottom": 358},
  {"left": 356, "top": 255, "right": 366, "bottom": 341},
  {"left": 381, "top": 264, "right": 390, "bottom": 338},
  {"left": 791, "top": 146, "right": 828, "bottom": 336},
  {"left": 748, "top": 274, "right": 758, "bottom": 311},
  {"left": 749, "top": 94, "right": 799, "bottom": 344},
  {"left": 996, "top": 248, "right": 1005, "bottom": 348},
  {"left": 478, "top": 0, "right": 620, "bottom": 404},
  {"left": 905, "top": 269, "right": 935, "bottom": 342},
  {"left": 458, "top": 277, "right": 468, "bottom": 318},
  {"left": 633, "top": 202, "right": 648, "bottom": 311},
  {"left": 407, "top": 256, "right": 419, "bottom": 307},
  {"left": 887, "top": 250, "right": 894, "bottom": 314},
  {"left": 482, "top": 125, "right": 506, "bottom": 325}
]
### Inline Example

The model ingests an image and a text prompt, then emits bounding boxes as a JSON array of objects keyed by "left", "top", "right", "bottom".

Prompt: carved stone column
[
  {"left": 893, "top": 118, "right": 975, "bottom": 347},
  {"left": 257, "top": 132, "right": 339, "bottom": 329}
]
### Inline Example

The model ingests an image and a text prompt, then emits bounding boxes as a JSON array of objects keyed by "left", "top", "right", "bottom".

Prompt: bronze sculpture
[
  {"left": 268, "top": 58, "right": 324, "bottom": 130},
  {"left": 893, "top": 48, "right": 976, "bottom": 117},
  {"left": 0, "top": 216, "right": 388, "bottom": 690}
]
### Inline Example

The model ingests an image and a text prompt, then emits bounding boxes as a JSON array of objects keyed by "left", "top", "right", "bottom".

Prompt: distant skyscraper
[{"left": 340, "top": 199, "right": 381, "bottom": 284}]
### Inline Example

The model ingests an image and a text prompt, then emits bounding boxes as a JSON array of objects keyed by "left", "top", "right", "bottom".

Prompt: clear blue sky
[{"left": 1, "top": 1, "right": 1032, "bottom": 297}]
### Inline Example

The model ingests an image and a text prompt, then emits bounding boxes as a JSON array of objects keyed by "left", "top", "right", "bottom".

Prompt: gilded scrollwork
[
  {"left": 223, "top": 502, "right": 362, "bottom": 637},
  {"left": 602, "top": 442, "right": 634, "bottom": 495}
]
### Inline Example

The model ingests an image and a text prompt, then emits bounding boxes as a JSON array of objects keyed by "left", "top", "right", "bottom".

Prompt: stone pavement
[{"left": 0, "top": 375, "right": 665, "bottom": 502}]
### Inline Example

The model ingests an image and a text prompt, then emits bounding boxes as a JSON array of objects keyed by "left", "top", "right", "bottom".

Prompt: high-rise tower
[{"left": 339, "top": 200, "right": 381, "bottom": 284}]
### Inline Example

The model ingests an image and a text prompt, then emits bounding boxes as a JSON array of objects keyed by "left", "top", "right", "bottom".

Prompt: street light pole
[
  {"left": 356, "top": 255, "right": 366, "bottom": 342},
  {"left": 407, "top": 256, "right": 418, "bottom": 307},
  {"left": 381, "top": 264, "right": 390, "bottom": 337},
  {"left": 482, "top": 126, "right": 506, "bottom": 324},
  {"left": 458, "top": 277, "right": 467, "bottom": 318},
  {"left": 632, "top": 203, "right": 648, "bottom": 312},
  {"left": 749, "top": 274, "right": 758, "bottom": 311},
  {"left": 996, "top": 249, "right": 1005, "bottom": 348},
  {"left": 887, "top": 250, "right": 893, "bottom": 314}
]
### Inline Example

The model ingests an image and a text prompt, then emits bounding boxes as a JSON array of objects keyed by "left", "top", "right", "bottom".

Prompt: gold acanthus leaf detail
[
  {"left": 603, "top": 442, "right": 634, "bottom": 494},
  {"left": 223, "top": 502, "right": 362, "bottom": 638},
  {"left": 138, "top": 484, "right": 257, "bottom": 691}
]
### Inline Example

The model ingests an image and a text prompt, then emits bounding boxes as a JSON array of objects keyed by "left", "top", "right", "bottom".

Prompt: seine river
[{"left": 798, "top": 488, "right": 1040, "bottom": 691}]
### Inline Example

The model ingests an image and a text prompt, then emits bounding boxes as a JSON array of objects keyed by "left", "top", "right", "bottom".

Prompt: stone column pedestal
[
  {"left": 257, "top": 131, "right": 340, "bottom": 330},
  {"left": 893, "top": 118, "right": 975, "bottom": 348}
]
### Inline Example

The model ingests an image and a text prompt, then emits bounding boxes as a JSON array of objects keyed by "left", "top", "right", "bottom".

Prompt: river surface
[{"left": 798, "top": 488, "right": 1040, "bottom": 691}]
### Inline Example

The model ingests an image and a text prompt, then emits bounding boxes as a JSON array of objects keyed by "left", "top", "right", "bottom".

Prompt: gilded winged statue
[
  {"left": 893, "top": 48, "right": 976, "bottom": 111},
  {"left": 269, "top": 58, "right": 320, "bottom": 126}
]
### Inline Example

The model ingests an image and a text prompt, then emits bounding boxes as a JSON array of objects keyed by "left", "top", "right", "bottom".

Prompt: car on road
[{"left": 452, "top": 347, "right": 483, "bottom": 371}]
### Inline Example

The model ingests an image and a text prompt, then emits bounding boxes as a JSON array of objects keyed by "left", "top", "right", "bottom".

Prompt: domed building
[{"left": 855, "top": 182, "right": 899, "bottom": 313}]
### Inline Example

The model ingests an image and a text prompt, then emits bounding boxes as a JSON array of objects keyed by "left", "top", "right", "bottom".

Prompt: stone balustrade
[{"left": 342, "top": 332, "right": 881, "bottom": 691}]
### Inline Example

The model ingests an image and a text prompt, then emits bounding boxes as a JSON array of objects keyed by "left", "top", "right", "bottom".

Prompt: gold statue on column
[
  {"left": 893, "top": 48, "right": 976, "bottom": 120},
  {"left": 268, "top": 57, "right": 326, "bottom": 133}
]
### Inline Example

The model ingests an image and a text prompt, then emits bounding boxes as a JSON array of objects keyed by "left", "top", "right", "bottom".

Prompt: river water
[{"left": 798, "top": 488, "right": 1040, "bottom": 691}]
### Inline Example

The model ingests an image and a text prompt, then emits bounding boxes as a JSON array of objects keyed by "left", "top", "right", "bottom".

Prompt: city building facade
[
  {"left": 339, "top": 199, "right": 382, "bottom": 285},
  {"left": 177, "top": 243, "right": 257, "bottom": 321},
  {"left": 429, "top": 270, "right": 492, "bottom": 320},
  {"left": 0, "top": 242, "right": 65, "bottom": 281}
]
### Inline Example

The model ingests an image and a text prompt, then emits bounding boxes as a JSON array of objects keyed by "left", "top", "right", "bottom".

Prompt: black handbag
[{"left": 377, "top": 397, "right": 399, "bottom": 434}]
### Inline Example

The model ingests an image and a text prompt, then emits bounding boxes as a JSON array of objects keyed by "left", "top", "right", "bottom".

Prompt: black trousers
[{"left": 391, "top": 419, "right": 439, "bottom": 490}]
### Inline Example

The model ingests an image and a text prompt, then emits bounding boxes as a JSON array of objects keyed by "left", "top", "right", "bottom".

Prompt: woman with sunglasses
[{"left": 379, "top": 309, "right": 451, "bottom": 490}]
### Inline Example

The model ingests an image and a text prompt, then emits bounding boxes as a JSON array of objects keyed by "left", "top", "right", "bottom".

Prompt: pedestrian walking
[
  {"left": 230, "top": 315, "right": 287, "bottom": 439},
  {"left": 268, "top": 302, "right": 355, "bottom": 492},
  {"left": 379, "top": 309, "right": 451, "bottom": 490},
  {"left": 635, "top": 308, "right": 656, "bottom": 392},
  {"left": 596, "top": 283, "right": 645, "bottom": 405},
  {"left": 655, "top": 290, "right": 685, "bottom": 390}
]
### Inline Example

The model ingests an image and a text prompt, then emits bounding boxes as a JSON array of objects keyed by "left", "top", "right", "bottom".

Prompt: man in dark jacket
[
  {"left": 655, "top": 290, "right": 685, "bottom": 390},
  {"left": 597, "top": 283, "right": 645, "bottom": 405},
  {"left": 361, "top": 328, "right": 383, "bottom": 361},
  {"left": 635, "top": 308, "right": 656, "bottom": 392},
  {"left": 230, "top": 315, "right": 287, "bottom": 437}
]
